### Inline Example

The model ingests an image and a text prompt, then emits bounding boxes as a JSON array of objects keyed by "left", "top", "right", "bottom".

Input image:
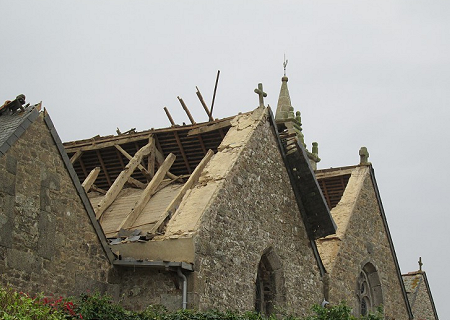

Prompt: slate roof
[{"left": 0, "top": 105, "right": 39, "bottom": 156}]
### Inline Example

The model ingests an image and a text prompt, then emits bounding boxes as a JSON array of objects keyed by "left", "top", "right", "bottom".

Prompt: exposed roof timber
[
  {"left": 70, "top": 149, "right": 82, "bottom": 164},
  {"left": 64, "top": 115, "right": 237, "bottom": 152},
  {"left": 187, "top": 119, "right": 231, "bottom": 136},
  {"left": 115, "top": 144, "right": 151, "bottom": 180},
  {"left": 118, "top": 153, "right": 176, "bottom": 231},
  {"left": 96, "top": 150, "right": 111, "bottom": 186},
  {"left": 95, "top": 141, "right": 154, "bottom": 220},
  {"left": 82, "top": 167, "right": 100, "bottom": 192},
  {"left": 147, "top": 149, "right": 214, "bottom": 235},
  {"left": 64, "top": 118, "right": 232, "bottom": 190}
]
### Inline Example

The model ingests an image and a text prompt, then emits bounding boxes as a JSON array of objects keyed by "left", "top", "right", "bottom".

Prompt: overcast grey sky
[{"left": 1, "top": 1, "right": 449, "bottom": 318}]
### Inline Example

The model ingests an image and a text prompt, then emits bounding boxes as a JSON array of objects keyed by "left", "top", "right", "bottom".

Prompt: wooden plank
[
  {"left": 82, "top": 167, "right": 100, "bottom": 192},
  {"left": 187, "top": 120, "right": 231, "bottom": 136},
  {"left": 95, "top": 141, "right": 153, "bottom": 220},
  {"left": 115, "top": 144, "right": 152, "bottom": 180},
  {"left": 117, "top": 153, "right": 176, "bottom": 231},
  {"left": 148, "top": 149, "right": 214, "bottom": 235},
  {"left": 70, "top": 150, "right": 82, "bottom": 164}
]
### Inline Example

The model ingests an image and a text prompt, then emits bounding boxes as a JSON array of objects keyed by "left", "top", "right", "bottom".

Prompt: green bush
[
  {"left": 0, "top": 286, "right": 66, "bottom": 320},
  {"left": 0, "top": 285, "right": 383, "bottom": 320}
]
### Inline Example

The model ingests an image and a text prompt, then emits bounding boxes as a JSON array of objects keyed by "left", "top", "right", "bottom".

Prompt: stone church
[{"left": 0, "top": 76, "right": 439, "bottom": 320}]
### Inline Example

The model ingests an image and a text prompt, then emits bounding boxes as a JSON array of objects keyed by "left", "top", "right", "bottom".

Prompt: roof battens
[
  {"left": 82, "top": 167, "right": 101, "bottom": 192},
  {"left": 148, "top": 149, "right": 214, "bottom": 235},
  {"left": 118, "top": 153, "right": 176, "bottom": 231},
  {"left": 95, "top": 139, "right": 154, "bottom": 220}
]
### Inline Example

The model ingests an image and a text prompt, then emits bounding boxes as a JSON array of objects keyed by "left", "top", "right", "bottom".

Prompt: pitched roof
[{"left": 0, "top": 105, "right": 39, "bottom": 156}]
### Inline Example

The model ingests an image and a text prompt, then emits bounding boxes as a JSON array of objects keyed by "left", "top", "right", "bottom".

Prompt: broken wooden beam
[
  {"left": 81, "top": 167, "right": 100, "bottom": 192},
  {"left": 195, "top": 86, "right": 213, "bottom": 121},
  {"left": 177, "top": 96, "right": 196, "bottom": 124},
  {"left": 95, "top": 141, "right": 154, "bottom": 220},
  {"left": 117, "top": 153, "right": 176, "bottom": 231},
  {"left": 148, "top": 149, "right": 214, "bottom": 235},
  {"left": 163, "top": 107, "right": 176, "bottom": 126}
]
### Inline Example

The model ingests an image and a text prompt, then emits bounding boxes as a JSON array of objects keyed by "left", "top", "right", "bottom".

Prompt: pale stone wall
[
  {"left": 0, "top": 114, "right": 111, "bottom": 297},
  {"left": 326, "top": 170, "right": 410, "bottom": 319},
  {"left": 409, "top": 273, "right": 437, "bottom": 320},
  {"left": 192, "top": 114, "right": 324, "bottom": 316}
]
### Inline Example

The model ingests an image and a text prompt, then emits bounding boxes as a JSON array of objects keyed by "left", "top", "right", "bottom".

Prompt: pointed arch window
[
  {"left": 357, "top": 263, "right": 383, "bottom": 316},
  {"left": 254, "top": 248, "right": 285, "bottom": 316}
]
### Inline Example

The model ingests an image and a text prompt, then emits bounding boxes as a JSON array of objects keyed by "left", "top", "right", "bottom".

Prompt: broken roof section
[{"left": 63, "top": 104, "right": 336, "bottom": 264}]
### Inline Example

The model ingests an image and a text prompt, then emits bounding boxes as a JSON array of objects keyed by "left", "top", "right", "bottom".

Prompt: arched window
[
  {"left": 357, "top": 262, "right": 383, "bottom": 316},
  {"left": 255, "top": 248, "right": 285, "bottom": 316}
]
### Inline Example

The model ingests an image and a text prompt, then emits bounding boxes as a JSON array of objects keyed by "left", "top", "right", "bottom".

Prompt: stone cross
[
  {"left": 254, "top": 83, "right": 267, "bottom": 107},
  {"left": 359, "top": 147, "right": 370, "bottom": 165},
  {"left": 418, "top": 257, "right": 423, "bottom": 272}
]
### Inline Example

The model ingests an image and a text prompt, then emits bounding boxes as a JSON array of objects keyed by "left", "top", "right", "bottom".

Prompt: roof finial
[
  {"left": 283, "top": 54, "right": 288, "bottom": 77},
  {"left": 418, "top": 257, "right": 423, "bottom": 272},
  {"left": 254, "top": 83, "right": 267, "bottom": 107}
]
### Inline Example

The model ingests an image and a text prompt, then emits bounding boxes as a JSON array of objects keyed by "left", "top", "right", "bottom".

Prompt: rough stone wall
[
  {"left": 410, "top": 274, "right": 437, "bottom": 320},
  {"left": 327, "top": 171, "right": 409, "bottom": 319},
  {"left": 0, "top": 114, "right": 111, "bottom": 297},
  {"left": 192, "top": 114, "right": 324, "bottom": 316},
  {"left": 109, "top": 268, "right": 183, "bottom": 311}
]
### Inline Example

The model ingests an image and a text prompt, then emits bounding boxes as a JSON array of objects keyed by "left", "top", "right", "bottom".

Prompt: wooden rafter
[
  {"left": 154, "top": 148, "right": 178, "bottom": 180},
  {"left": 173, "top": 131, "right": 191, "bottom": 173},
  {"left": 117, "top": 153, "right": 176, "bottom": 231},
  {"left": 115, "top": 148, "right": 125, "bottom": 169},
  {"left": 127, "top": 177, "right": 146, "bottom": 189},
  {"left": 95, "top": 141, "right": 154, "bottom": 220},
  {"left": 115, "top": 144, "right": 152, "bottom": 180},
  {"left": 96, "top": 150, "right": 112, "bottom": 186},
  {"left": 147, "top": 139, "right": 155, "bottom": 177},
  {"left": 70, "top": 150, "right": 82, "bottom": 164},
  {"left": 79, "top": 157, "right": 88, "bottom": 178},
  {"left": 82, "top": 167, "right": 100, "bottom": 192},
  {"left": 148, "top": 149, "right": 214, "bottom": 235}
]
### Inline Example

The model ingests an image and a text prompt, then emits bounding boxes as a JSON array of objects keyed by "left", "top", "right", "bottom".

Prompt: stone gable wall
[
  {"left": 411, "top": 275, "right": 437, "bottom": 320},
  {"left": 328, "top": 172, "right": 409, "bottom": 319},
  {"left": 193, "top": 116, "right": 324, "bottom": 316},
  {"left": 0, "top": 114, "right": 111, "bottom": 297}
]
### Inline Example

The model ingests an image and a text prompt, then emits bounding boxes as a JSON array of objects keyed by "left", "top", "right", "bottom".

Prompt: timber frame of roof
[{"left": 64, "top": 117, "right": 234, "bottom": 191}]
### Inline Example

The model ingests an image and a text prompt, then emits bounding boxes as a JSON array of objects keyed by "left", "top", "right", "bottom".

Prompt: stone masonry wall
[
  {"left": 0, "top": 114, "right": 111, "bottom": 297},
  {"left": 411, "top": 274, "right": 437, "bottom": 320},
  {"left": 109, "top": 267, "right": 184, "bottom": 311},
  {"left": 192, "top": 114, "right": 324, "bottom": 316},
  {"left": 328, "top": 172, "right": 409, "bottom": 319}
]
